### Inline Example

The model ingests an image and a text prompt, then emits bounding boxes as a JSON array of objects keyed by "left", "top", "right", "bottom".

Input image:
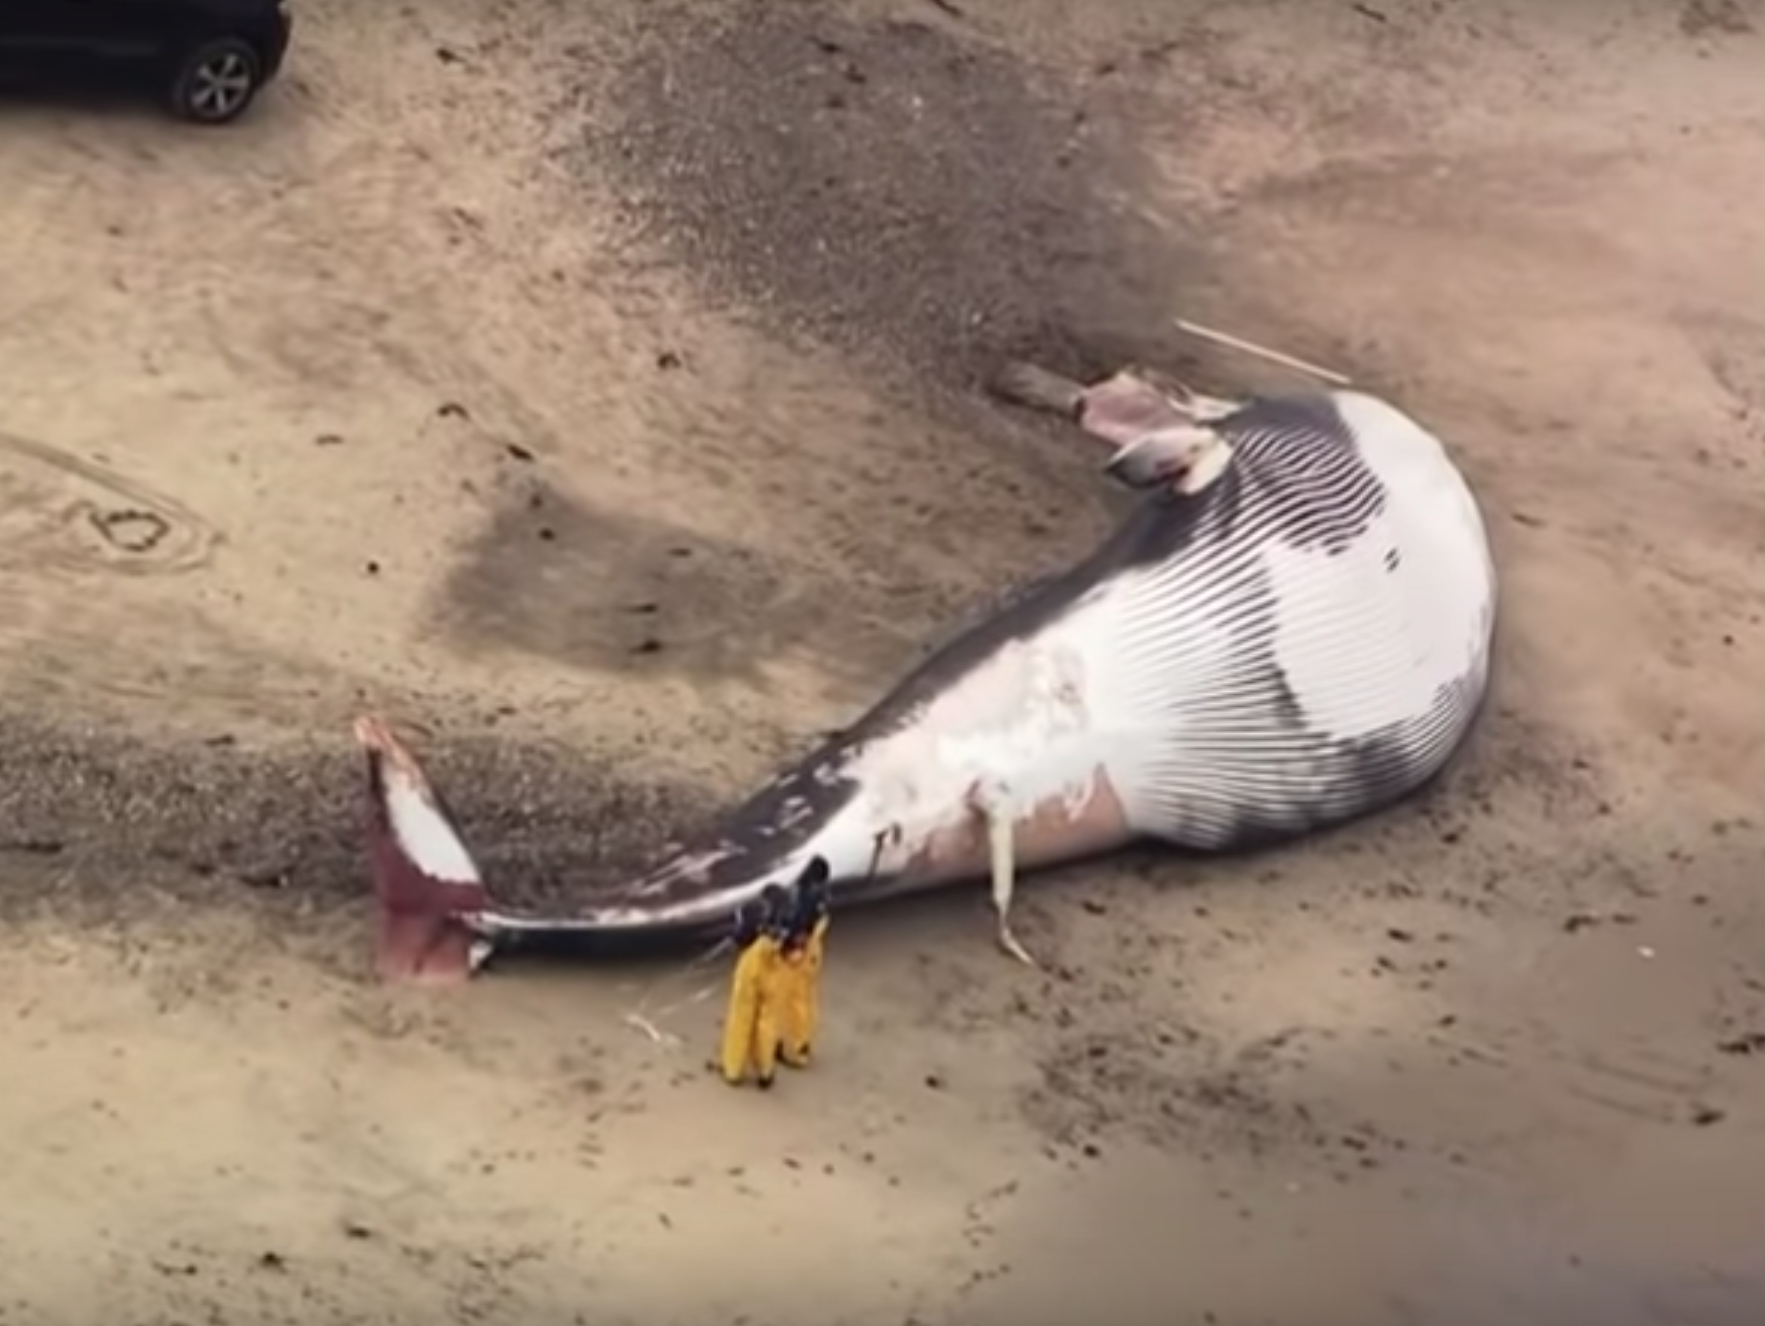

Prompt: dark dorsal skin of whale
[{"left": 358, "top": 370, "right": 1497, "bottom": 980}]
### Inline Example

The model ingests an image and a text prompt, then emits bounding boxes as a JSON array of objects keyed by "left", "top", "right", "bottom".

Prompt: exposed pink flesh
[
  {"left": 1076, "top": 371, "right": 1191, "bottom": 448},
  {"left": 373, "top": 906, "right": 483, "bottom": 986}
]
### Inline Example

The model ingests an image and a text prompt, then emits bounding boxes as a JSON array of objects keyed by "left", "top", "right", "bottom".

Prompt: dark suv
[{"left": 0, "top": 0, "right": 293, "bottom": 125}]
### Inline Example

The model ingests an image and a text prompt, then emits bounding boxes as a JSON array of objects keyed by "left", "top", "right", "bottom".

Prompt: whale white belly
[
  {"left": 1088, "top": 389, "right": 1496, "bottom": 847},
  {"left": 832, "top": 389, "right": 1496, "bottom": 873}
]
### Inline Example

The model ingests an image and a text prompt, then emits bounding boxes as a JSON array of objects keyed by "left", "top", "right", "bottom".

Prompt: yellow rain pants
[
  {"left": 718, "top": 934, "right": 785, "bottom": 1087},
  {"left": 776, "top": 914, "right": 830, "bottom": 1067}
]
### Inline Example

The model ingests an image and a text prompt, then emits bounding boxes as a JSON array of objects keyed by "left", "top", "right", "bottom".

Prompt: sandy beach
[{"left": 1, "top": 1, "right": 1762, "bottom": 1321}]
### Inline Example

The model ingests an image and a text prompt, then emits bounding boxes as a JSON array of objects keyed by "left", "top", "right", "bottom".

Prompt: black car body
[{"left": 0, "top": 0, "right": 293, "bottom": 124}]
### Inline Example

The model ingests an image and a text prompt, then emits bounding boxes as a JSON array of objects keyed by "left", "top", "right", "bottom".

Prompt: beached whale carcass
[{"left": 358, "top": 364, "right": 1497, "bottom": 982}]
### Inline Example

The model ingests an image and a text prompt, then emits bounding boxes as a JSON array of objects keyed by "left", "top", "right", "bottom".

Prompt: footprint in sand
[{"left": 0, "top": 433, "right": 217, "bottom": 576}]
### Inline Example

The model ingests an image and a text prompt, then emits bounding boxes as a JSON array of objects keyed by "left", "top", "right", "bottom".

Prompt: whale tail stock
[{"left": 355, "top": 715, "right": 493, "bottom": 985}]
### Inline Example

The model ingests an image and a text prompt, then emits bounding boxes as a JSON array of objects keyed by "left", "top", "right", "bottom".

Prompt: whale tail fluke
[{"left": 354, "top": 715, "right": 493, "bottom": 985}]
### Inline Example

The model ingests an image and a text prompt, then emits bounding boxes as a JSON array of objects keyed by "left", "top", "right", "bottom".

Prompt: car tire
[{"left": 167, "top": 36, "right": 264, "bottom": 125}]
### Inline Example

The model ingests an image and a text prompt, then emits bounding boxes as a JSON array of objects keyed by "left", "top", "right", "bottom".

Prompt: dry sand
[{"left": 2, "top": 0, "right": 1763, "bottom": 1321}]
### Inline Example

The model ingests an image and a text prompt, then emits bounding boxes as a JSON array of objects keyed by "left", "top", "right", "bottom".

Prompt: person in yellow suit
[
  {"left": 718, "top": 858, "right": 832, "bottom": 1089},
  {"left": 775, "top": 858, "right": 831, "bottom": 1070},
  {"left": 718, "top": 883, "right": 789, "bottom": 1088}
]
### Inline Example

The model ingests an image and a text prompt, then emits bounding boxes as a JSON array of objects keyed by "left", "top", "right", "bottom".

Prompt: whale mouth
[{"left": 355, "top": 716, "right": 493, "bottom": 984}]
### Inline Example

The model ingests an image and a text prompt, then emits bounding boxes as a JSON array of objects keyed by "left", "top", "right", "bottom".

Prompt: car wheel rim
[{"left": 189, "top": 51, "right": 252, "bottom": 118}]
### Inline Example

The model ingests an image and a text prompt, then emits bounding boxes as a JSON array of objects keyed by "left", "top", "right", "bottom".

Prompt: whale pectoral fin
[{"left": 982, "top": 803, "right": 1039, "bottom": 969}]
